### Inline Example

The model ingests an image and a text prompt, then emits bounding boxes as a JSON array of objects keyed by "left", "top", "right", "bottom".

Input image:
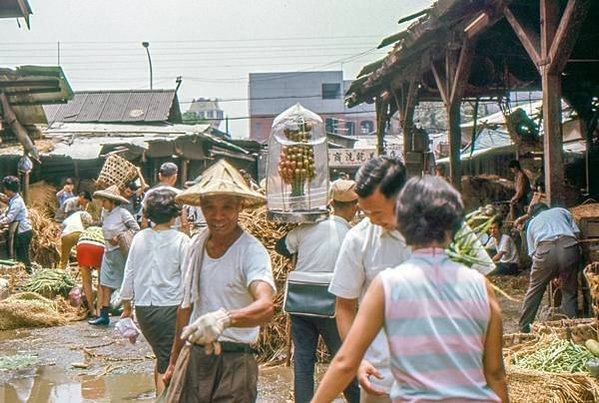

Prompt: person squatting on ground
[
  {"left": 275, "top": 179, "right": 361, "bottom": 403},
  {"left": 519, "top": 203, "right": 581, "bottom": 332},
  {"left": 56, "top": 177, "right": 75, "bottom": 208},
  {"left": 313, "top": 176, "right": 508, "bottom": 403},
  {"left": 89, "top": 185, "right": 139, "bottom": 326},
  {"left": 76, "top": 223, "right": 105, "bottom": 318},
  {"left": 487, "top": 218, "right": 519, "bottom": 276},
  {"left": 329, "top": 156, "right": 412, "bottom": 403},
  {"left": 163, "top": 160, "right": 275, "bottom": 403},
  {"left": 0, "top": 176, "right": 33, "bottom": 270},
  {"left": 59, "top": 211, "right": 93, "bottom": 269},
  {"left": 119, "top": 188, "right": 190, "bottom": 395}
]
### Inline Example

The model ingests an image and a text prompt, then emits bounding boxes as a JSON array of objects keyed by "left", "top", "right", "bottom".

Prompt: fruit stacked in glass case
[{"left": 267, "top": 103, "right": 329, "bottom": 223}]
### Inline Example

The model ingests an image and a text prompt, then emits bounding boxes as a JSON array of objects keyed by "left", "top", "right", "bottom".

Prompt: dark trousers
[
  {"left": 15, "top": 230, "right": 32, "bottom": 269},
  {"left": 178, "top": 345, "right": 258, "bottom": 403},
  {"left": 291, "top": 315, "right": 360, "bottom": 403},
  {"left": 519, "top": 236, "right": 580, "bottom": 332}
]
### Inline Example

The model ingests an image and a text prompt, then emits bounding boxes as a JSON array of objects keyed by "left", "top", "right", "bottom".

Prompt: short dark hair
[
  {"left": 492, "top": 217, "right": 504, "bottom": 228},
  {"left": 159, "top": 162, "right": 178, "bottom": 177},
  {"left": 79, "top": 191, "right": 92, "bottom": 201},
  {"left": 127, "top": 181, "right": 140, "bottom": 191},
  {"left": 396, "top": 176, "right": 464, "bottom": 246},
  {"left": 509, "top": 160, "right": 521, "bottom": 169},
  {"left": 529, "top": 202, "right": 549, "bottom": 218},
  {"left": 2, "top": 176, "right": 20, "bottom": 193},
  {"left": 144, "top": 188, "right": 181, "bottom": 224},
  {"left": 355, "top": 156, "right": 407, "bottom": 199}
]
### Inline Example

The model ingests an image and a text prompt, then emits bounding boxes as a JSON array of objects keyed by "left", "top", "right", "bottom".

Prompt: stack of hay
[
  {"left": 0, "top": 292, "right": 86, "bottom": 330},
  {"left": 29, "top": 209, "right": 61, "bottom": 267},
  {"left": 27, "top": 181, "right": 58, "bottom": 217}
]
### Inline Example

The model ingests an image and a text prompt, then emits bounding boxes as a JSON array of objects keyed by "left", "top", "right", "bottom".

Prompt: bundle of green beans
[
  {"left": 22, "top": 269, "right": 75, "bottom": 298},
  {"left": 446, "top": 205, "right": 495, "bottom": 267},
  {"left": 513, "top": 339, "right": 594, "bottom": 373}
]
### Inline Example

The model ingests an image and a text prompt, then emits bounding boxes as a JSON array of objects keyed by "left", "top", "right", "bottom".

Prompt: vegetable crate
[
  {"left": 531, "top": 318, "right": 598, "bottom": 344},
  {"left": 503, "top": 332, "right": 599, "bottom": 402},
  {"left": 585, "top": 262, "right": 599, "bottom": 320}
]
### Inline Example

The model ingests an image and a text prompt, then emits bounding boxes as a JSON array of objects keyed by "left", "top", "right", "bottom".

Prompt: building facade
[
  {"left": 248, "top": 71, "right": 376, "bottom": 142},
  {"left": 187, "top": 98, "right": 224, "bottom": 129}
]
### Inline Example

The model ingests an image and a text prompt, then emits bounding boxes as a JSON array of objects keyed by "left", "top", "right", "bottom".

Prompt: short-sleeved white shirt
[
  {"left": 286, "top": 215, "right": 351, "bottom": 273},
  {"left": 489, "top": 234, "right": 518, "bottom": 264},
  {"left": 329, "top": 218, "right": 412, "bottom": 393},
  {"left": 190, "top": 232, "right": 276, "bottom": 344}
]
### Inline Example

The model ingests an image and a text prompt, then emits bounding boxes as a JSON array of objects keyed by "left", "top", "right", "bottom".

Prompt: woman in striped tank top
[{"left": 313, "top": 176, "right": 508, "bottom": 403}]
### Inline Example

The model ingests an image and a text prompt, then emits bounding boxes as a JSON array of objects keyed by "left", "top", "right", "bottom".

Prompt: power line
[{"left": 200, "top": 109, "right": 376, "bottom": 122}]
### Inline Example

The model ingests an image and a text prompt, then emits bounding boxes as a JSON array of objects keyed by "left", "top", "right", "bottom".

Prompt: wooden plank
[
  {"left": 503, "top": 5, "right": 542, "bottom": 71},
  {"left": 448, "top": 102, "right": 462, "bottom": 191},
  {"left": 540, "top": 0, "right": 559, "bottom": 58},
  {"left": 375, "top": 97, "right": 386, "bottom": 156},
  {"left": 450, "top": 39, "right": 475, "bottom": 105},
  {"left": 431, "top": 62, "right": 449, "bottom": 106},
  {"left": 548, "top": 0, "right": 591, "bottom": 74}
]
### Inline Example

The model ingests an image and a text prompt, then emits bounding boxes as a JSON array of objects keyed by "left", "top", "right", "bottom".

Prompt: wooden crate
[{"left": 580, "top": 217, "right": 599, "bottom": 239}]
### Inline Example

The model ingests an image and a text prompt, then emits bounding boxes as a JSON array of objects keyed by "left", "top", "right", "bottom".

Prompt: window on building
[
  {"left": 206, "top": 110, "right": 214, "bottom": 119},
  {"left": 197, "top": 111, "right": 205, "bottom": 119},
  {"left": 346, "top": 121, "right": 355, "bottom": 136},
  {"left": 255, "top": 122, "right": 262, "bottom": 136},
  {"left": 217, "top": 110, "right": 224, "bottom": 119},
  {"left": 325, "top": 117, "right": 338, "bottom": 133},
  {"left": 361, "top": 120, "right": 374, "bottom": 134},
  {"left": 322, "top": 83, "right": 341, "bottom": 100}
]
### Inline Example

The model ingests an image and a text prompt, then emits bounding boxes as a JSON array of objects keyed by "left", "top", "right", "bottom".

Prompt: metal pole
[{"left": 142, "top": 42, "right": 153, "bottom": 90}]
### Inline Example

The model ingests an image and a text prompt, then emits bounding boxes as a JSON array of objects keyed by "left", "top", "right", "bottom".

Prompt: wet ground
[{"left": 0, "top": 275, "right": 528, "bottom": 403}]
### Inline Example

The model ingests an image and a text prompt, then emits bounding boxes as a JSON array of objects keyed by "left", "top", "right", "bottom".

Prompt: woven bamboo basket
[
  {"left": 96, "top": 154, "right": 138, "bottom": 190},
  {"left": 531, "top": 318, "right": 598, "bottom": 344},
  {"left": 585, "top": 262, "right": 599, "bottom": 318}
]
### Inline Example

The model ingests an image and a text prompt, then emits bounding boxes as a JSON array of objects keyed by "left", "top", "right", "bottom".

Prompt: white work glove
[{"left": 181, "top": 308, "right": 232, "bottom": 354}]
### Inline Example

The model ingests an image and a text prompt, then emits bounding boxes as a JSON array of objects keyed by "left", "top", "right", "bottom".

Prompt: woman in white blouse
[{"left": 120, "top": 188, "right": 190, "bottom": 395}]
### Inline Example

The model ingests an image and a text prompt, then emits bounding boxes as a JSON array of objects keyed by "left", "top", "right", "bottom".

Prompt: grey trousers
[{"left": 519, "top": 236, "right": 580, "bottom": 332}]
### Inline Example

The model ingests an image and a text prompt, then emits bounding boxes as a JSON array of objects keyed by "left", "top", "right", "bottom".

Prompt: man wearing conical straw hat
[{"left": 163, "top": 159, "right": 275, "bottom": 403}]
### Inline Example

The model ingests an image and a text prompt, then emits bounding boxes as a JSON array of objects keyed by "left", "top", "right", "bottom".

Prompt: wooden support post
[
  {"left": 392, "top": 81, "right": 417, "bottom": 157},
  {"left": 540, "top": 0, "right": 563, "bottom": 206},
  {"left": 448, "top": 102, "right": 462, "bottom": 190},
  {"left": 181, "top": 159, "right": 189, "bottom": 185},
  {"left": 375, "top": 97, "right": 386, "bottom": 155}
]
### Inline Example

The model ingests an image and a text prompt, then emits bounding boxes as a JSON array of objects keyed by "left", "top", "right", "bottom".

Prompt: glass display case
[{"left": 266, "top": 103, "right": 329, "bottom": 223}]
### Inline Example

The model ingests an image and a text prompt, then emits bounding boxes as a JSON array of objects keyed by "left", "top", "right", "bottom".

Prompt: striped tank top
[{"left": 380, "top": 248, "right": 500, "bottom": 402}]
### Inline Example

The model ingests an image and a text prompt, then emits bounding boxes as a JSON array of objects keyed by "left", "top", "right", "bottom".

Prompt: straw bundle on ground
[
  {"left": 531, "top": 318, "right": 598, "bottom": 344},
  {"left": 0, "top": 292, "right": 86, "bottom": 330},
  {"left": 27, "top": 181, "right": 58, "bottom": 216},
  {"left": 240, "top": 207, "right": 296, "bottom": 364},
  {"left": 584, "top": 262, "right": 599, "bottom": 318},
  {"left": 29, "top": 208, "right": 61, "bottom": 267}
]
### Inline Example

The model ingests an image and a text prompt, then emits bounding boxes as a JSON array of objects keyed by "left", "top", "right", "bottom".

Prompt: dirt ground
[{"left": 0, "top": 274, "right": 530, "bottom": 403}]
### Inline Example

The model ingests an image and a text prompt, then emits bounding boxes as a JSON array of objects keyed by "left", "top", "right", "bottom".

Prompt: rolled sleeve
[{"left": 329, "top": 232, "right": 364, "bottom": 299}]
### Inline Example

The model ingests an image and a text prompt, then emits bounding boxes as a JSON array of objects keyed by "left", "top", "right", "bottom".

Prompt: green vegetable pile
[
  {"left": 22, "top": 269, "right": 75, "bottom": 298},
  {"left": 513, "top": 339, "right": 594, "bottom": 373},
  {"left": 447, "top": 205, "right": 495, "bottom": 267}
]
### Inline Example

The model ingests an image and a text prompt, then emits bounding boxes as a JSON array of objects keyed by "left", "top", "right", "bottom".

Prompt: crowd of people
[{"left": 0, "top": 153, "right": 588, "bottom": 402}]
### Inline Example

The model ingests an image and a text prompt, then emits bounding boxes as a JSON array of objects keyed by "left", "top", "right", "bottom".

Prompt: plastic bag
[
  {"left": 115, "top": 317, "right": 140, "bottom": 344},
  {"left": 68, "top": 286, "right": 83, "bottom": 308}
]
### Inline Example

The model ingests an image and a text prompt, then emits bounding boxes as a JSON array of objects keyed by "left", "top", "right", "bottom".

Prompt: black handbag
[{"left": 283, "top": 271, "right": 336, "bottom": 318}]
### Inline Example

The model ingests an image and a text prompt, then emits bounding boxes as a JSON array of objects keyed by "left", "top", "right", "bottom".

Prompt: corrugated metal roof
[{"left": 42, "top": 89, "right": 179, "bottom": 124}]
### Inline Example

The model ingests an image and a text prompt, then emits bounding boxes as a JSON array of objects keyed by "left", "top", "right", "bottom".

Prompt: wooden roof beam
[
  {"left": 431, "top": 61, "right": 449, "bottom": 107},
  {"left": 547, "top": 0, "right": 591, "bottom": 75},
  {"left": 502, "top": 4, "right": 541, "bottom": 73},
  {"left": 450, "top": 39, "right": 475, "bottom": 106}
]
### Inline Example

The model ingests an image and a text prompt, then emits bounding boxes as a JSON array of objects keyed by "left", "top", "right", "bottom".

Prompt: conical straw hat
[
  {"left": 93, "top": 185, "right": 130, "bottom": 205},
  {"left": 175, "top": 159, "right": 265, "bottom": 208}
]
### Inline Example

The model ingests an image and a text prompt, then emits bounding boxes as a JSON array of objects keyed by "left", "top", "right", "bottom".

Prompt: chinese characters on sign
[{"left": 328, "top": 147, "right": 402, "bottom": 167}]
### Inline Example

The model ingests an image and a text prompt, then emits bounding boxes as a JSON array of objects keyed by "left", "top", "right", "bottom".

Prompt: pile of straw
[
  {"left": 240, "top": 207, "right": 296, "bottom": 364},
  {"left": 27, "top": 181, "right": 58, "bottom": 217},
  {"left": 0, "top": 292, "right": 86, "bottom": 330},
  {"left": 29, "top": 208, "right": 61, "bottom": 267}
]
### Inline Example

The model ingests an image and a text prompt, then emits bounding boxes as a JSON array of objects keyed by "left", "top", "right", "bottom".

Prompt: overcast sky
[{"left": 1, "top": 0, "right": 433, "bottom": 137}]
